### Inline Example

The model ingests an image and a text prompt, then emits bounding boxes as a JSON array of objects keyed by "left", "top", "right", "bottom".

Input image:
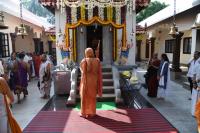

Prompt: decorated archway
[{"left": 65, "top": 16, "right": 126, "bottom": 61}]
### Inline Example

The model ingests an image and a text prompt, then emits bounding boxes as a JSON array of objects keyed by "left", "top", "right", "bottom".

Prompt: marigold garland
[{"left": 65, "top": 16, "right": 126, "bottom": 48}]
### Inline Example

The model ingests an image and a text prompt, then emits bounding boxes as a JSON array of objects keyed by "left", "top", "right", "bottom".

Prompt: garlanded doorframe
[{"left": 63, "top": 1, "right": 133, "bottom": 62}]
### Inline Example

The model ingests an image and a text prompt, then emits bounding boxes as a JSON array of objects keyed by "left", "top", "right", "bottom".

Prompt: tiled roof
[{"left": 136, "top": 25, "right": 146, "bottom": 34}]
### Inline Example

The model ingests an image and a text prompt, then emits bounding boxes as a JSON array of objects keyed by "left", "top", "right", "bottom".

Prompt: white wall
[
  {"left": 139, "top": 9, "right": 199, "bottom": 65},
  {"left": 0, "top": 12, "right": 48, "bottom": 54}
]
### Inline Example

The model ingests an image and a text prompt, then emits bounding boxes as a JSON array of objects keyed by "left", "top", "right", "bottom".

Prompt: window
[
  {"left": 183, "top": 37, "right": 191, "bottom": 54},
  {"left": 165, "top": 39, "right": 175, "bottom": 53},
  {"left": 0, "top": 32, "right": 10, "bottom": 58}
]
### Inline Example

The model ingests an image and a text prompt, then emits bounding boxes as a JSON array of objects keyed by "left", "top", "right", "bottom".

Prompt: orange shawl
[{"left": 4, "top": 95, "right": 22, "bottom": 133}]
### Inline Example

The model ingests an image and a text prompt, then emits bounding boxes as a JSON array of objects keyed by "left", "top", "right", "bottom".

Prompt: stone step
[
  {"left": 77, "top": 79, "right": 113, "bottom": 86},
  {"left": 102, "top": 86, "right": 115, "bottom": 94},
  {"left": 102, "top": 67, "right": 112, "bottom": 72},
  {"left": 102, "top": 72, "right": 113, "bottom": 79},
  {"left": 76, "top": 86, "right": 115, "bottom": 94},
  {"left": 103, "top": 79, "right": 113, "bottom": 86},
  {"left": 77, "top": 72, "right": 112, "bottom": 80},
  {"left": 76, "top": 93, "right": 115, "bottom": 102},
  {"left": 78, "top": 72, "right": 112, "bottom": 78}
]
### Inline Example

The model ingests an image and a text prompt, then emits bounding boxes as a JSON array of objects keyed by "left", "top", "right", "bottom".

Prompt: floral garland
[
  {"left": 71, "top": 7, "right": 77, "bottom": 23},
  {"left": 98, "top": 6, "right": 104, "bottom": 20},
  {"left": 81, "top": 5, "right": 85, "bottom": 20},
  {"left": 127, "top": 0, "right": 135, "bottom": 14},
  {"left": 88, "top": 8, "right": 93, "bottom": 20},
  {"left": 63, "top": 0, "right": 129, "bottom": 8},
  {"left": 115, "top": 7, "right": 121, "bottom": 24}
]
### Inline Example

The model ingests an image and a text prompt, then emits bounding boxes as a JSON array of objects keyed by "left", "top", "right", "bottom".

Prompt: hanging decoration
[
  {"left": 63, "top": 0, "right": 129, "bottom": 8},
  {"left": 71, "top": 7, "right": 77, "bottom": 23},
  {"left": 17, "top": 0, "right": 28, "bottom": 37},
  {"left": 65, "top": 16, "right": 126, "bottom": 50},
  {"left": 98, "top": 6, "right": 104, "bottom": 20},
  {"left": 81, "top": 2, "right": 86, "bottom": 20},
  {"left": 115, "top": 7, "right": 121, "bottom": 24},
  {"left": 127, "top": 0, "right": 133, "bottom": 14},
  {"left": 62, "top": 0, "right": 134, "bottom": 62},
  {"left": 88, "top": 8, "right": 93, "bottom": 20}
]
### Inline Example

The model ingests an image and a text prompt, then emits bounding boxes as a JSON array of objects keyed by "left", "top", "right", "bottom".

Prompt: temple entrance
[{"left": 86, "top": 25, "right": 103, "bottom": 61}]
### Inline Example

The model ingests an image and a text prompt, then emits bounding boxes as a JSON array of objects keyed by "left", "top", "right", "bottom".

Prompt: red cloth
[{"left": 33, "top": 55, "right": 41, "bottom": 77}]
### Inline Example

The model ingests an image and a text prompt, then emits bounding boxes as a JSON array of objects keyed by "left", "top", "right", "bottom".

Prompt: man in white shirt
[
  {"left": 191, "top": 51, "right": 200, "bottom": 116},
  {"left": 187, "top": 51, "right": 200, "bottom": 96}
]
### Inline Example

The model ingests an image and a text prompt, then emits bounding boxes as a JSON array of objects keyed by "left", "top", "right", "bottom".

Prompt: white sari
[{"left": 158, "top": 61, "right": 170, "bottom": 98}]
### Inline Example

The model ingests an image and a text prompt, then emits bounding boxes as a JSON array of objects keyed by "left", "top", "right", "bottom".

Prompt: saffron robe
[{"left": 79, "top": 58, "right": 102, "bottom": 116}]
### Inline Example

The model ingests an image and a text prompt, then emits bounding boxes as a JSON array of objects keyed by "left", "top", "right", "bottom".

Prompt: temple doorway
[{"left": 86, "top": 25, "right": 103, "bottom": 61}]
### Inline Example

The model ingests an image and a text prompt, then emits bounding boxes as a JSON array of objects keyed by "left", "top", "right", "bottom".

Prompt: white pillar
[
  {"left": 55, "top": 9, "right": 67, "bottom": 65},
  {"left": 127, "top": 12, "right": 136, "bottom": 65},
  {"left": 191, "top": 29, "right": 197, "bottom": 58}
]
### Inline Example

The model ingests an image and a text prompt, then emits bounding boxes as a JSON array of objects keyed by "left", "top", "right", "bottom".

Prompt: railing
[{"left": 66, "top": 66, "right": 79, "bottom": 105}]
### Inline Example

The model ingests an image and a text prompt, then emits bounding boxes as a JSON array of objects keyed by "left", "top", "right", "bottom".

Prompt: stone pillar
[
  {"left": 33, "top": 38, "right": 41, "bottom": 54},
  {"left": 77, "top": 26, "right": 86, "bottom": 63},
  {"left": 170, "top": 32, "right": 184, "bottom": 80},
  {"left": 150, "top": 37, "right": 155, "bottom": 58},
  {"left": 171, "top": 32, "right": 184, "bottom": 72},
  {"left": 191, "top": 29, "right": 197, "bottom": 58},
  {"left": 102, "top": 26, "right": 112, "bottom": 65},
  {"left": 10, "top": 33, "right": 16, "bottom": 52},
  {"left": 136, "top": 40, "right": 141, "bottom": 61}
]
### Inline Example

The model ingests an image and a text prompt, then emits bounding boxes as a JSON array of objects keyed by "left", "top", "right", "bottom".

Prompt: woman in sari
[
  {"left": 79, "top": 48, "right": 102, "bottom": 118},
  {"left": 13, "top": 53, "right": 30, "bottom": 103},
  {"left": 157, "top": 54, "right": 170, "bottom": 100},
  {"left": 0, "top": 77, "right": 15, "bottom": 133},
  {"left": 146, "top": 53, "right": 160, "bottom": 97}
]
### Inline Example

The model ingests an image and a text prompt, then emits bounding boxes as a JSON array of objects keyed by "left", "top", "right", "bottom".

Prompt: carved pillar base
[{"left": 170, "top": 71, "right": 182, "bottom": 81}]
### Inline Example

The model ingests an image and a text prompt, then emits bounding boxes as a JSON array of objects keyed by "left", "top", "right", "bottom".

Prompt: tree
[
  {"left": 136, "top": 1, "right": 168, "bottom": 23},
  {"left": 22, "top": 0, "right": 55, "bottom": 24}
]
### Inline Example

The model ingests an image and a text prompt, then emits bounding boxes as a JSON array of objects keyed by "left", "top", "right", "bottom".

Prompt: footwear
[{"left": 188, "top": 98, "right": 192, "bottom": 100}]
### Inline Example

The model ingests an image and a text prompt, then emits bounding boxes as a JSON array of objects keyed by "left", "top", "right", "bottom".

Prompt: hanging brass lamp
[
  {"left": 168, "top": 0, "right": 179, "bottom": 37},
  {"left": 0, "top": 11, "right": 8, "bottom": 29},
  {"left": 17, "top": 24, "right": 28, "bottom": 36},
  {"left": 169, "top": 23, "right": 178, "bottom": 36},
  {"left": 17, "top": 0, "right": 28, "bottom": 37}
]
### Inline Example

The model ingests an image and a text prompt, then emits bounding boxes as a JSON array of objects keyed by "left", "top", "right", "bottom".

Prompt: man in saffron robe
[{"left": 79, "top": 48, "right": 102, "bottom": 118}]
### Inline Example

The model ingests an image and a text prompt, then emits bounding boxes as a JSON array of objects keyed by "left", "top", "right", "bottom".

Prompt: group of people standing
[
  {"left": 187, "top": 51, "right": 200, "bottom": 114},
  {"left": 145, "top": 53, "right": 170, "bottom": 100},
  {"left": 0, "top": 52, "right": 54, "bottom": 132},
  {"left": 0, "top": 52, "right": 53, "bottom": 102}
]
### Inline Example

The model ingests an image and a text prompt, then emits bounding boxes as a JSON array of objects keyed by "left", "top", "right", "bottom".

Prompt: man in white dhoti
[
  {"left": 191, "top": 51, "right": 200, "bottom": 116},
  {"left": 187, "top": 51, "right": 200, "bottom": 98},
  {"left": 39, "top": 54, "right": 52, "bottom": 99}
]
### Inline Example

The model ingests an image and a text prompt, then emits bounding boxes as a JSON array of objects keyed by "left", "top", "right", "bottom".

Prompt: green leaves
[
  {"left": 136, "top": 1, "right": 168, "bottom": 23},
  {"left": 21, "top": 0, "right": 55, "bottom": 24}
]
